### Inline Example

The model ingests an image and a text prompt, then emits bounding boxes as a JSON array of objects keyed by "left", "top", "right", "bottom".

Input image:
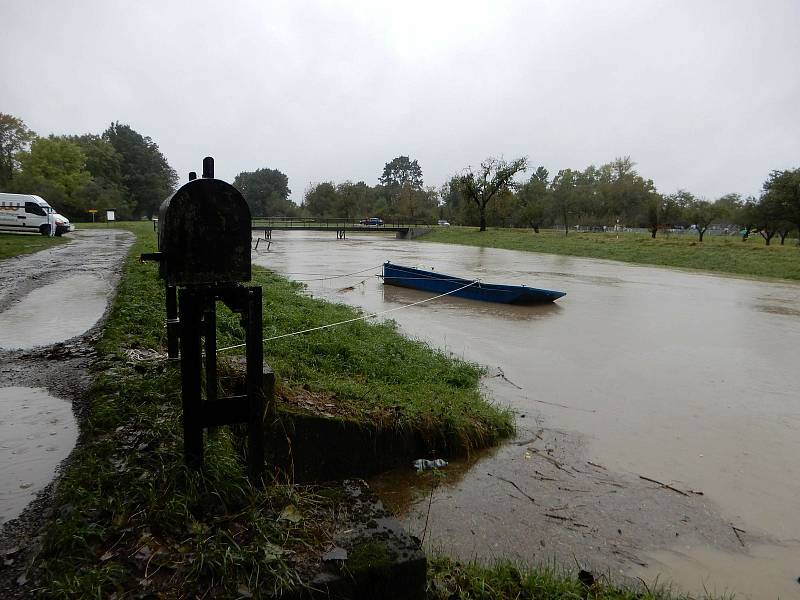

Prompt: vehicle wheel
[{"left": 39, "top": 224, "right": 51, "bottom": 236}]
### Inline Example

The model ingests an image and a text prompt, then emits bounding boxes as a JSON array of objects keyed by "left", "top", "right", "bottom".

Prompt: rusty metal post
[
  {"left": 166, "top": 285, "right": 180, "bottom": 360},
  {"left": 246, "top": 286, "right": 265, "bottom": 480},
  {"left": 179, "top": 288, "right": 204, "bottom": 469}
]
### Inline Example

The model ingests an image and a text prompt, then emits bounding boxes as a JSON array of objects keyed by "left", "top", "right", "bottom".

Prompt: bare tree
[{"left": 457, "top": 157, "right": 527, "bottom": 231}]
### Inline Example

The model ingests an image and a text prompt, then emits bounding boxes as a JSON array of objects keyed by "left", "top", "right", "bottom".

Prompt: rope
[
  {"left": 216, "top": 278, "right": 480, "bottom": 354},
  {"left": 263, "top": 264, "right": 383, "bottom": 282}
]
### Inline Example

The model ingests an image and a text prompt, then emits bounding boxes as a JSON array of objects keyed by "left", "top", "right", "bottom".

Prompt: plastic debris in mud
[{"left": 413, "top": 458, "right": 448, "bottom": 471}]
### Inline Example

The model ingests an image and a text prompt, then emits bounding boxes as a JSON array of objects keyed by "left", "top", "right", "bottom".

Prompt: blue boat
[{"left": 382, "top": 263, "right": 566, "bottom": 305}]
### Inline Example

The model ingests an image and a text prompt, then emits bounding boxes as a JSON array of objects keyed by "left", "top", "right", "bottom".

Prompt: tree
[
  {"left": 0, "top": 113, "right": 35, "bottom": 188},
  {"left": 303, "top": 182, "right": 338, "bottom": 218},
  {"left": 686, "top": 199, "right": 720, "bottom": 242},
  {"left": 551, "top": 168, "right": 582, "bottom": 235},
  {"left": 734, "top": 196, "right": 759, "bottom": 241},
  {"left": 69, "top": 134, "right": 134, "bottom": 219},
  {"left": 762, "top": 169, "right": 800, "bottom": 245},
  {"left": 517, "top": 167, "right": 549, "bottom": 232},
  {"left": 103, "top": 122, "right": 177, "bottom": 218},
  {"left": 597, "top": 157, "right": 657, "bottom": 228},
  {"left": 232, "top": 167, "right": 293, "bottom": 216},
  {"left": 456, "top": 157, "right": 527, "bottom": 231},
  {"left": 13, "top": 136, "right": 91, "bottom": 218},
  {"left": 753, "top": 194, "right": 785, "bottom": 245},
  {"left": 379, "top": 156, "right": 423, "bottom": 190}
]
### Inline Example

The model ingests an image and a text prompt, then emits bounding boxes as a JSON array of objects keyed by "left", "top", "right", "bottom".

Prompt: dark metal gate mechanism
[{"left": 142, "top": 157, "right": 269, "bottom": 479}]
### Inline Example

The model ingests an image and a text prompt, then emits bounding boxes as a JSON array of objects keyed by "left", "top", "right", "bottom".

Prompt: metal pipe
[{"left": 202, "top": 157, "right": 214, "bottom": 179}]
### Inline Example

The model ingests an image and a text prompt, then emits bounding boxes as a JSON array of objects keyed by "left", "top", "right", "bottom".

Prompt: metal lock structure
[
  {"left": 157, "top": 172, "right": 251, "bottom": 286},
  {"left": 143, "top": 157, "right": 269, "bottom": 480}
]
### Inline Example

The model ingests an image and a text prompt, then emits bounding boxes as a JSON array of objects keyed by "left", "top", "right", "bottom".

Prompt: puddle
[
  {"left": 0, "top": 274, "right": 109, "bottom": 349},
  {"left": 631, "top": 539, "right": 800, "bottom": 600},
  {"left": 0, "top": 387, "right": 77, "bottom": 525}
]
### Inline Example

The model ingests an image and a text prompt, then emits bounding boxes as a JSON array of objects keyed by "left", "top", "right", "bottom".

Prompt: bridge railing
[{"left": 251, "top": 216, "right": 434, "bottom": 229}]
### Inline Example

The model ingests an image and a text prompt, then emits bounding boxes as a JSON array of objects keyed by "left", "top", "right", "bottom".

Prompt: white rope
[
  {"left": 285, "top": 264, "right": 383, "bottom": 282},
  {"left": 216, "top": 278, "right": 480, "bottom": 354}
]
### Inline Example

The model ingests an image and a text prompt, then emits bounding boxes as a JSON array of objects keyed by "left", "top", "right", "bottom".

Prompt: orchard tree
[
  {"left": 517, "top": 166, "right": 549, "bottom": 232},
  {"left": 686, "top": 199, "right": 720, "bottom": 242},
  {"left": 0, "top": 113, "right": 35, "bottom": 188},
  {"left": 457, "top": 157, "right": 527, "bottom": 231},
  {"left": 103, "top": 122, "right": 177, "bottom": 218},
  {"left": 232, "top": 167, "right": 294, "bottom": 216},
  {"left": 550, "top": 168, "right": 577, "bottom": 235},
  {"left": 762, "top": 169, "right": 800, "bottom": 244}
]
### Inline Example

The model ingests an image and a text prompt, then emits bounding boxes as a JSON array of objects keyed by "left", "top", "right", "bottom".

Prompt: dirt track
[{"left": 0, "top": 229, "right": 133, "bottom": 597}]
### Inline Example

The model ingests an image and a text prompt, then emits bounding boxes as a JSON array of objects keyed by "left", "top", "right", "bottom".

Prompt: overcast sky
[{"left": 1, "top": 0, "right": 798, "bottom": 202}]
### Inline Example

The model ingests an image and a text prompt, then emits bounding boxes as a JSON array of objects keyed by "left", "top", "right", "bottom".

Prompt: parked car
[
  {"left": 360, "top": 217, "right": 384, "bottom": 226},
  {"left": 0, "top": 193, "right": 72, "bottom": 235},
  {"left": 437, "top": 220, "right": 450, "bottom": 226}
]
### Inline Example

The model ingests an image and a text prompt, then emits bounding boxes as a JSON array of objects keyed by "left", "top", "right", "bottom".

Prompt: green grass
[
  {"left": 427, "top": 558, "right": 727, "bottom": 600},
  {"left": 424, "top": 227, "right": 800, "bottom": 281},
  {"left": 36, "top": 221, "right": 512, "bottom": 597},
  {"left": 0, "top": 231, "right": 67, "bottom": 259}
]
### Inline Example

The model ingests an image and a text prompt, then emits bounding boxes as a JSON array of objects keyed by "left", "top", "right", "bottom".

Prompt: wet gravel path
[{"left": 0, "top": 229, "right": 133, "bottom": 597}]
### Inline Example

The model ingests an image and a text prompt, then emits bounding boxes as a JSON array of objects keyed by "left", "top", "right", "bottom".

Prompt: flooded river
[{"left": 254, "top": 231, "right": 800, "bottom": 598}]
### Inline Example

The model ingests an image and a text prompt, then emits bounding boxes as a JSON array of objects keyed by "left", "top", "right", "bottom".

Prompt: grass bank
[
  {"left": 427, "top": 558, "right": 715, "bottom": 600},
  {"left": 0, "top": 231, "right": 66, "bottom": 260},
  {"left": 424, "top": 227, "right": 800, "bottom": 281},
  {"left": 35, "top": 221, "right": 512, "bottom": 597}
]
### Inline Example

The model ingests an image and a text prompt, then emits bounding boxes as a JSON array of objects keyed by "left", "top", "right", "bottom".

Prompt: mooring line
[
  {"left": 216, "top": 279, "right": 480, "bottom": 354},
  {"left": 267, "top": 264, "right": 383, "bottom": 282}
]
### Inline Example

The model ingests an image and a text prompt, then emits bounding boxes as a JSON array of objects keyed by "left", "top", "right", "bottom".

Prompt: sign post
[{"left": 88, "top": 209, "right": 98, "bottom": 223}]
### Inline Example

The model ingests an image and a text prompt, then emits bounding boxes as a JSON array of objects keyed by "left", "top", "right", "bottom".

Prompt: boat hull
[{"left": 382, "top": 263, "right": 565, "bottom": 305}]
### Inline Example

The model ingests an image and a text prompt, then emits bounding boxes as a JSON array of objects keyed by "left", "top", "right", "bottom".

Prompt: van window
[{"left": 25, "top": 202, "right": 47, "bottom": 216}]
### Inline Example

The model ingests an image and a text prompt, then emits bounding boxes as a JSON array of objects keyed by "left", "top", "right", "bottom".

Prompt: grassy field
[
  {"left": 423, "top": 227, "right": 800, "bottom": 281},
  {"left": 0, "top": 231, "right": 67, "bottom": 260}
]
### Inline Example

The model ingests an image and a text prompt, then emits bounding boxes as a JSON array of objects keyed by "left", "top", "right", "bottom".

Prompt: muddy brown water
[{"left": 254, "top": 231, "right": 800, "bottom": 599}]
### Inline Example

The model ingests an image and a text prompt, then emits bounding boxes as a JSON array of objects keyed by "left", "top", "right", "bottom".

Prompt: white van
[{"left": 0, "top": 193, "right": 73, "bottom": 236}]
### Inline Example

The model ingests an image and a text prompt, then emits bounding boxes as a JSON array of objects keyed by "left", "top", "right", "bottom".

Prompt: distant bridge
[{"left": 251, "top": 217, "right": 433, "bottom": 240}]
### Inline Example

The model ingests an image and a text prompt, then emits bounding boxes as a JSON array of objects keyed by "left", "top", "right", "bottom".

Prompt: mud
[{"left": 0, "top": 229, "right": 133, "bottom": 597}]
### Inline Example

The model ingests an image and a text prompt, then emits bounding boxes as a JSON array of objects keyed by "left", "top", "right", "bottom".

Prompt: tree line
[
  {"left": 305, "top": 154, "right": 800, "bottom": 245},
  {"left": 3, "top": 112, "right": 797, "bottom": 242},
  {"left": 442, "top": 156, "right": 800, "bottom": 245},
  {"left": 0, "top": 113, "right": 177, "bottom": 220}
]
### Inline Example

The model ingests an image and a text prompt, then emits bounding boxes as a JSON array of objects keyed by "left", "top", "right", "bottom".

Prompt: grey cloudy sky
[{"left": 2, "top": 0, "right": 798, "bottom": 202}]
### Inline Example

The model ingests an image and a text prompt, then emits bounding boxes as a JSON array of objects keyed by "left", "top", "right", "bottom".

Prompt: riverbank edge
[{"left": 422, "top": 227, "right": 800, "bottom": 282}]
